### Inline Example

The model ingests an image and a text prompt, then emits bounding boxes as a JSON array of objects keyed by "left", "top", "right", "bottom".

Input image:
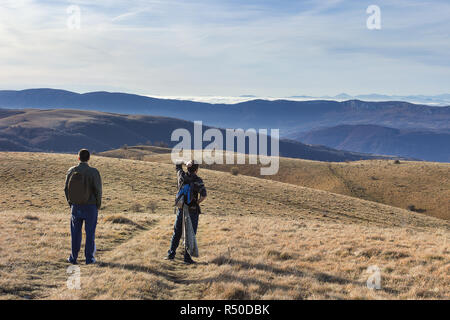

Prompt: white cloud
[{"left": 0, "top": 0, "right": 449, "bottom": 96}]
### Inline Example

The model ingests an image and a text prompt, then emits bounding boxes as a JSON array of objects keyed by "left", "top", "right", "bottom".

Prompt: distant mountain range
[
  {"left": 0, "top": 89, "right": 449, "bottom": 135},
  {"left": 0, "top": 108, "right": 393, "bottom": 162},
  {"left": 288, "top": 124, "right": 450, "bottom": 162},
  {"left": 1, "top": 88, "right": 449, "bottom": 162},
  {"left": 289, "top": 93, "right": 450, "bottom": 106}
]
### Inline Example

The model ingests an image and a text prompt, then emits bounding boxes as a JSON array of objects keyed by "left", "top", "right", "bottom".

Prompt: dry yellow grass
[
  {"left": 0, "top": 152, "right": 449, "bottom": 300},
  {"left": 99, "top": 147, "right": 450, "bottom": 220}
]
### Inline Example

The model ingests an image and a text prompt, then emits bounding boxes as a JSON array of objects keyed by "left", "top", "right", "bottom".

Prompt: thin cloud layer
[{"left": 0, "top": 0, "right": 449, "bottom": 96}]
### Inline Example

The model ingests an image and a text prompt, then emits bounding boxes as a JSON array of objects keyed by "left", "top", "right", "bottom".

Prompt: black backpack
[{"left": 67, "top": 170, "right": 90, "bottom": 204}]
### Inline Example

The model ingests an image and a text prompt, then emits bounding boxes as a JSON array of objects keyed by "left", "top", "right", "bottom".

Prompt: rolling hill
[
  {"left": 287, "top": 124, "right": 450, "bottom": 162},
  {"left": 0, "top": 152, "right": 448, "bottom": 300},
  {"left": 0, "top": 108, "right": 396, "bottom": 162},
  {"left": 98, "top": 146, "right": 450, "bottom": 221},
  {"left": 0, "top": 89, "right": 449, "bottom": 133}
]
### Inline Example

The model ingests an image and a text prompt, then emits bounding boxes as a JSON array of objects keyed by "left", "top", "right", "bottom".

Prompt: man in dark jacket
[
  {"left": 65, "top": 149, "right": 102, "bottom": 265},
  {"left": 166, "top": 160, "right": 207, "bottom": 264}
]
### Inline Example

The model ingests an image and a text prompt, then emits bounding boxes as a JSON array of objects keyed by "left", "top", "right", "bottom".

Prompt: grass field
[
  {"left": 0, "top": 152, "right": 449, "bottom": 299},
  {"left": 99, "top": 146, "right": 450, "bottom": 220}
]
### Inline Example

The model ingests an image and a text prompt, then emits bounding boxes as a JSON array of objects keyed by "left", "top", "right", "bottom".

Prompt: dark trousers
[
  {"left": 70, "top": 204, "right": 98, "bottom": 263},
  {"left": 168, "top": 207, "right": 199, "bottom": 259}
]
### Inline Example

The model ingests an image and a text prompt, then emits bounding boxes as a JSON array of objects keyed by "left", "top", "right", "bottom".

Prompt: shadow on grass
[
  {"left": 97, "top": 261, "right": 179, "bottom": 285},
  {"left": 0, "top": 282, "right": 58, "bottom": 299},
  {"left": 96, "top": 260, "right": 292, "bottom": 294},
  {"left": 210, "top": 256, "right": 401, "bottom": 295},
  {"left": 211, "top": 256, "right": 354, "bottom": 285},
  {"left": 97, "top": 257, "right": 400, "bottom": 297},
  {"left": 178, "top": 273, "right": 294, "bottom": 293}
]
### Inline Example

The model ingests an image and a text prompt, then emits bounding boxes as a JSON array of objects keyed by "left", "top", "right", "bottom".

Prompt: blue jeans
[
  {"left": 168, "top": 207, "right": 199, "bottom": 259},
  {"left": 69, "top": 204, "right": 98, "bottom": 263}
]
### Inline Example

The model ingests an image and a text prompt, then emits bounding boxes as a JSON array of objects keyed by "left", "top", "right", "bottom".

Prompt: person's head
[
  {"left": 78, "top": 149, "right": 90, "bottom": 163},
  {"left": 186, "top": 160, "right": 199, "bottom": 174}
]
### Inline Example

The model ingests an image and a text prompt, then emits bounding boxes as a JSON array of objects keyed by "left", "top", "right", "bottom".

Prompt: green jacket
[{"left": 64, "top": 162, "right": 102, "bottom": 209}]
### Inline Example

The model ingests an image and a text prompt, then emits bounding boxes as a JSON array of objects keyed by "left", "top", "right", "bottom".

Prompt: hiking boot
[
  {"left": 86, "top": 258, "right": 96, "bottom": 265},
  {"left": 165, "top": 253, "right": 175, "bottom": 260},
  {"left": 183, "top": 256, "right": 196, "bottom": 265},
  {"left": 68, "top": 257, "right": 77, "bottom": 265}
]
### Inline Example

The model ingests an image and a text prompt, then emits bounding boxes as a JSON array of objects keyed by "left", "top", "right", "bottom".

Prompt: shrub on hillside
[
  {"left": 130, "top": 203, "right": 143, "bottom": 212},
  {"left": 407, "top": 205, "right": 426, "bottom": 213},
  {"left": 104, "top": 215, "right": 134, "bottom": 225},
  {"left": 146, "top": 201, "right": 157, "bottom": 213}
]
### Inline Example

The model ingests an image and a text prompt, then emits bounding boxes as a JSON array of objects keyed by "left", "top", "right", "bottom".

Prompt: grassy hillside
[
  {"left": 0, "top": 108, "right": 194, "bottom": 152},
  {"left": 99, "top": 146, "right": 450, "bottom": 221},
  {"left": 0, "top": 152, "right": 448, "bottom": 300},
  {"left": 0, "top": 108, "right": 389, "bottom": 162}
]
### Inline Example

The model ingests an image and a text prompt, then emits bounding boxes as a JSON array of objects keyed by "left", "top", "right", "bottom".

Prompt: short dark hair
[
  {"left": 188, "top": 162, "right": 199, "bottom": 173},
  {"left": 78, "top": 149, "right": 90, "bottom": 162}
]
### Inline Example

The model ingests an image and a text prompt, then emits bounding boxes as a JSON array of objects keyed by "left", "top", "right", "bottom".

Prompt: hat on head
[{"left": 186, "top": 160, "right": 199, "bottom": 173}]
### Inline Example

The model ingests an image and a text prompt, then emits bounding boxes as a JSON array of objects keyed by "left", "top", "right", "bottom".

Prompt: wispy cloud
[{"left": 0, "top": 0, "right": 449, "bottom": 96}]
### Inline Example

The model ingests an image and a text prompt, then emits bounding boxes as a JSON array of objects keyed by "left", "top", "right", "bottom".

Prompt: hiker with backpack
[
  {"left": 166, "top": 160, "right": 207, "bottom": 264},
  {"left": 65, "top": 149, "right": 102, "bottom": 265}
]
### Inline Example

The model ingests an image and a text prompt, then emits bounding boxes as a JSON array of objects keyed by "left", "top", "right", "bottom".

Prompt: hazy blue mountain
[
  {"left": 334, "top": 93, "right": 353, "bottom": 100},
  {"left": 286, "top": 93, "right": 450, "bottom": 105},
  {"left": 0, "top": 108, "right": 398, "bottom": 162},
  {"left": 0, "top": 89, "right": 449, "bottom": 135},
  {"left": 317, "top": 93, "right": 450, "bottom": 105},
  {"left": 288, "top": 124, "right": 450, "bottom": 162}
]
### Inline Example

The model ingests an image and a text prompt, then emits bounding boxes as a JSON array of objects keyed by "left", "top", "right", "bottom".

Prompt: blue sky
[{"left": 0, "top": 0, "right": 449, "bottom": 97}]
